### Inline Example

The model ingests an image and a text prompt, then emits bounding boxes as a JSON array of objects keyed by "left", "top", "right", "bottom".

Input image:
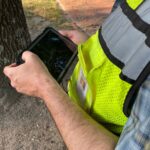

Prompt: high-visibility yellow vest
[{"left": 68, "top": 0, "right": 150, "bottom": 134}]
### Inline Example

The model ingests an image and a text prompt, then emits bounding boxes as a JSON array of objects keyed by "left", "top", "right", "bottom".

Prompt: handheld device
[{"left": 17, "top": 27, "right": 77, "bottom": 83}]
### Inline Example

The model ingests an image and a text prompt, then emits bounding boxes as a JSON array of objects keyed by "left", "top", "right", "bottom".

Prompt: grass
[{"left": 22, "top": 0, "right": 73, "bottom": 29}]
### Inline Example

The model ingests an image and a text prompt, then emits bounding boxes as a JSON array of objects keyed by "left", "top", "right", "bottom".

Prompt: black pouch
[{"left": 16, "top": 27, "right": 77, "bottom": 83}]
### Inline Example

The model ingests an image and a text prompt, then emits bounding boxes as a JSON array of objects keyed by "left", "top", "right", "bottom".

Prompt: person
[{"left": 3, "top": 0, "right": 150, "bottom": 149}]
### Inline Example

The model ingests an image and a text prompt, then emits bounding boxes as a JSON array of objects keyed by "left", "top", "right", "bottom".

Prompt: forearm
[
  {"left": 3, "top": 51, "right": 118, "bottom": 149},
  {"left": 42, "top": 78, "right": 118, "bottom": 150}
]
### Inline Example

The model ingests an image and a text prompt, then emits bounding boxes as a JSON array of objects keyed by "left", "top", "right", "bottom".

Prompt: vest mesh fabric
[
  {"left": 127, "top": 0, "right": 143, "bottom": 9},
  {"left": 91, "top": 47, "right": 131, "bottom": 133},
  {"left": 68, "top": 32, "right": 132, "bottom": 134}
]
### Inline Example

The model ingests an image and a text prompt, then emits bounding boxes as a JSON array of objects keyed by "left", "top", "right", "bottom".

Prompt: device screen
[{"left": 30, "top": 31, "right": 73, "bottom": 79}]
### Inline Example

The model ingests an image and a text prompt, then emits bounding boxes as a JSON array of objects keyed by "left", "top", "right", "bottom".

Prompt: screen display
[{"left": 30, "top": 31, "right": 73, "bottom": 79}]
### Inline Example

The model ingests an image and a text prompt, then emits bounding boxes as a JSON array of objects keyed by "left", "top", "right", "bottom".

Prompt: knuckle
[
  {"left": 3, "top": 68, "right": 14, "bottom": 79},
  {"left": 10, "top": 78, "right": 18, "bottom": 87},
  {"left": 10, "top": 81, "right": 16, "bottom": 88},
  {"left": 13, "top": 77, "right": 18, "bottom": 83},
  {"left": 16, "top": 88, "right": 21, "bottom": 93},
  {"left": 3, "top": 67, "right": 9, "bottom": 75},
  {"left": 7, "top": 72, "right": 13, "bottom": 79}
]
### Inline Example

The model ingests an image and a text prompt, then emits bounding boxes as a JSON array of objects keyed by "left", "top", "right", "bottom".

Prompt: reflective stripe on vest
[
  {"left": 100, "top": 0, "right": 150, "bottom": 116},
  {"left": 101, "top": 2, "right": 150, "bottom": 81}
]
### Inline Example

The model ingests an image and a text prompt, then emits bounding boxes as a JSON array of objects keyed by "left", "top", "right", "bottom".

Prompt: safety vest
[{"left": 68, "top": 0, "right": 150, "bottom": 134}]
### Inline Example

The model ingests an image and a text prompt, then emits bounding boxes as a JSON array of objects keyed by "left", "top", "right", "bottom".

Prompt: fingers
[
  {"left": 59, "top": 30, "right": 73, "bottom": 39},
  {"left": 9, "top": 63, "right": 17, "bottom": 67},
  {"left": 3, "top": 51, "right": 34, "bottom": 78},
  {"left": 3, "top": 64, "right": 16, "bottom": 78},
  {"left": 59, "top": 30, "right": 68, "bottom": 36}
]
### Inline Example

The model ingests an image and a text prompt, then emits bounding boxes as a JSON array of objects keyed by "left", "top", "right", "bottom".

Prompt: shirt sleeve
[{"left": 115, "top": 76, "right": 150, "bottom": 150}]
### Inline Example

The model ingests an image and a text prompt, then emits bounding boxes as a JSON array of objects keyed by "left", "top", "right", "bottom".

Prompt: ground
[
  {"left": 57, "top": 0, "right": 114, "bottom": 33},
  {"left": 0, "top": 0, "right": 114, "bottom": 149}
]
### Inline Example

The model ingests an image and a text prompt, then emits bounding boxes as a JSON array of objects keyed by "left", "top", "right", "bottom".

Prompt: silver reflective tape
[
  {"left": 122, "top": 43, "right": 150, "bottom": 80},
  {"left": 101, "top": 6, "right": 150, "bottom": 80},
  {"left": 137, "top": 0, "right": 150, "bottom": 24}
]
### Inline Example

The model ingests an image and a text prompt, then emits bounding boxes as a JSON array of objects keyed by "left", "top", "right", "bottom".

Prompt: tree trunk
[
  {"left": 0, "top": 0, "right": 31, "bottom": 110},
  {"left": 0, "top": 0, "right": 31, "bottom": 87}
]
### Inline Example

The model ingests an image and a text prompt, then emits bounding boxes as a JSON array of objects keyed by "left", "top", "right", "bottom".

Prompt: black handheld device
[{"left": 17, "top": 27, "right": 77, "bottom": 83}]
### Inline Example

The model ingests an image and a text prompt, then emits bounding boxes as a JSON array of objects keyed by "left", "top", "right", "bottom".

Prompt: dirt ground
[
  {"left": 0, "top": 0, "right": 114, "bottom": 150},
  {"left": 57, "top": 0, "right": 114, "bottom": 33}
]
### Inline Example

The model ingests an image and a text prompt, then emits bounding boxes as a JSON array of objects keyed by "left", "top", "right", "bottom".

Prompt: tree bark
[
  {"left": 0, "top": 0, "right": 31, "bottom": 110},
  {"left": 0, "top": 0, "right": 31, "bottom": 87}
]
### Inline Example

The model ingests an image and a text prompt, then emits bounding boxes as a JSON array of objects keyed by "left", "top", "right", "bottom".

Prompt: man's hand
[
  {"left": 59, "top": 30, "right": 89, "bottom": 45},
  {"left": 3, "top": 51, "right": 53, "bottom": 98},
  {"left": 3, "top": 51, "right": 118, "bottom": 150}
]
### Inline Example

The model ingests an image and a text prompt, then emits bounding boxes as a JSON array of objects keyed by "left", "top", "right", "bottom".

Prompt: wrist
[{"left": 38, "top": 74, "right": 62, "bottom": 100}]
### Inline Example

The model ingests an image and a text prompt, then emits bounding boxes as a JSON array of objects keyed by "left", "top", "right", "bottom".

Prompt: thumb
[{"left": 22, "top": 51, "right": 35, "bottom": 62}]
